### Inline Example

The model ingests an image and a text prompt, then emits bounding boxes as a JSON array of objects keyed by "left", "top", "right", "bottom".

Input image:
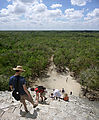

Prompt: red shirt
[
  {"left": 63, "top": 96, "right": 69, "bottom": 101},
  {"left": 35, "top": 88, "right": 44, "bottom": 93}
]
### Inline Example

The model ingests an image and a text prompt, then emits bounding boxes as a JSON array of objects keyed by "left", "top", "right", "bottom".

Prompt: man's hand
[{"left": 9, "top": 85, "right": 13, "bottom": 91}]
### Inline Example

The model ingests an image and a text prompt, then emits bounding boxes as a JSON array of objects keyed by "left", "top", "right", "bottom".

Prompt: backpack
[
  {"left": 12, "top": 90, "right": 20, "bottom": 101},
  {"left": 35, "top": 86, "right": 46, "bottom": 93},
  {"left": 38, "top": 86, "right": 46, "bottom": 90},
  {"left": 12, "top": 76, "right": 20, "bottom": 101}
]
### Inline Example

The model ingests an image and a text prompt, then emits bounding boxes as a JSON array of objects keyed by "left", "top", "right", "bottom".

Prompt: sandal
[{"left": 33, "top": 104, "right": 38, "bottom": 108}]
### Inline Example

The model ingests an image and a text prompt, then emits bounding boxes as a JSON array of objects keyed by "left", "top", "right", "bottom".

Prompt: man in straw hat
[{"left": 9, "top": 65, "right": 38, "bottom": 112}]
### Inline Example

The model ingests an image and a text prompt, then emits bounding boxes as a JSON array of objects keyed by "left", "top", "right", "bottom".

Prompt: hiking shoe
[
  {"left": 33, "top": 104, "right": 38, "bottom": 108},
  {"left": 44, "top": 97, "right": 47, "bottom": 101},
  {"left": 25, "top": 110, "right": 29, "bottom": 113}
]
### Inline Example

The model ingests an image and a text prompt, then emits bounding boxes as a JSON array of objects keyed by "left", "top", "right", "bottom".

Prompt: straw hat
[{"left": 13, "top": 66, "right": 25, "bottom": 71}]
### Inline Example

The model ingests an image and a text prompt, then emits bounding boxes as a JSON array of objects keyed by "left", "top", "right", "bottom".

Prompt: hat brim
[{"left": 13, "top": 68, "right": 25, "bottom": 71}]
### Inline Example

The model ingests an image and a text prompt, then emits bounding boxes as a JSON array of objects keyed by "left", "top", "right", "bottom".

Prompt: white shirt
[{"left": 53, "top": 89, "right": 61, "bottom": 97}]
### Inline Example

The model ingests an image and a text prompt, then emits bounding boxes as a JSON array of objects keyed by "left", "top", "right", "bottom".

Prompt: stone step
[{"left": 0, "top": 90, "right": 99, "bottom": 120}]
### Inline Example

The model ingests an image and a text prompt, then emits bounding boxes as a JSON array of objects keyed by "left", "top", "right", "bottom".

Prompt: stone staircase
[{"left": 0, "top": 90, "right": 99, "bottom": 120}]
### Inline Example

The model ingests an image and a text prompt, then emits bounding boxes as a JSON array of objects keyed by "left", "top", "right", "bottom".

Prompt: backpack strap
[{"left": 15, "top": 76, "right": 20, "bottom": 92}]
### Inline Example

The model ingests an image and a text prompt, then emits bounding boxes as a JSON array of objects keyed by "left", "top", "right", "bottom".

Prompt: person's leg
[
  {"left": 40, "top": 92, "right": 47, "bottom": 102},
  {"left": 35, "top": 92, "right": 39, "bottom": 104},
  {"left": 20, "top": 95, "right": 28, "bottom": 112},
  {"left": 40, "top": 93, "right": 43, "bottom": 102},
  {"left": 58, "top": 97, "right": 60, "bottom": 101},
  {"left": 22, "top": 100, "right": 28, "bottom": 112},
  {"left": 27, "top": 95, "right": 34, "bottom": 105},
  {"left": 42, "top": 92, "right": 47, "bottom": 101},
  {"left": 56, "top": 96, "right": 58, "bottom": 100},
  {"left": 44, "top": 96, "right": 47, "bottom": 100},
  {"left": 21, "top": 94, "right": 38, "bottom": 109},
  {"left": 25, "top": 94, "right": 38, "bottom": 108}
]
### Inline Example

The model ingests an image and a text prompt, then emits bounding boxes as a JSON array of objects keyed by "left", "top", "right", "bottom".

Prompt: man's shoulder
[
  {"left": 20, "top": 76, "right": 25, "bottom": 80},
  {"left": 10, "top": 75, "right": 15, "bottom": 80},
  {"left": 19, "top": 76, "right": 25, "bottom": 82},
  {"left": 19, "top": 76, "right": 24, "bottom": 78},
  {"left": 10, "top": 76, "right": 25, "bottom": 80}
]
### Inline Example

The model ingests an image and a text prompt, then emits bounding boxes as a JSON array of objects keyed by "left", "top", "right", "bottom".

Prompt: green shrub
[
  {"left": 79, "top": 67, "right": 99, "bottom": 90},
  {"left": 0, "top": 31, "right": 99, "bottom": 91},
  {"left": 0, "top": 75, "right": 9, "bottom": 91}
]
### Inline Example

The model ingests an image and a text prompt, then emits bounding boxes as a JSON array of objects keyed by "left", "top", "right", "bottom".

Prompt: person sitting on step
[{"left": 63, "top": 93, "right": 69, "bottom": 101}]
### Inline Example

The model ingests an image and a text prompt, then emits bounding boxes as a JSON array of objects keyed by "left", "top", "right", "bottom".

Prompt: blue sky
[{"left": 0, "top": 0, "right": 99, "bottom": 30}]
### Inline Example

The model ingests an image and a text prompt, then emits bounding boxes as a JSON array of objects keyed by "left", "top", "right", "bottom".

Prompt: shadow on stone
[
  {"left": 20, "top": 108, "right": 40, "bottom": 119},
  {"left": 39, "top": 101, "right": 50, "bottom": 105}
]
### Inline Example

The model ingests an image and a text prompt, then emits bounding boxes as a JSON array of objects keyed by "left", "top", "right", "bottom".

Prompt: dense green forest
[{"left": 0, "top": 31, "right": 99, "bottom": 91}]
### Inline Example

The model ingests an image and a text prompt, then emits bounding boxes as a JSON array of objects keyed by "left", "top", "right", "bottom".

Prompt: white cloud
[
  {"left": 50, "top": 4, "right": 62, "bottom": 9},
  {"left": 65, "top": 8, "right": 84, "bottom": 19},
  {"left": 0, "top": 9, "right": 8, "bottom": 17},
  {"left": 87, "top": 8, "right": 99, "bottom": 18},
  {"left": 24, "top": 3, "right": 62, "bottom": 23},
  {"left": 71, "top": 0, "right": 91, "bottom": 6},
  {"left": 24, "top": 3, "right": 48, "bottom": 23},
  {"left": 0, "top": 0, "right": 99, "bottom": 30},
  {"left": 48, "top": 9, "right": 62, "bottom": 17},
  {"left": 33, "top": 3, "right": 47, "bottom": 13},
  {"left": 84, "top": 8, "right": 99, "bottom": 20},
  {"left": 14, "top": 4, "right": 26, "bottom": 14},
  {"left": 0, "top": 1, "right": 27, "bottom": 17}
]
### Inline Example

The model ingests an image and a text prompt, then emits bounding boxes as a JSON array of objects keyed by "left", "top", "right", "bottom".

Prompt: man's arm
[
  {"left": 9, "top": 85, "right": 13, "bottom": 91},
  {"left": 23, "top": 84, "right": 31, "bottom": 98}
]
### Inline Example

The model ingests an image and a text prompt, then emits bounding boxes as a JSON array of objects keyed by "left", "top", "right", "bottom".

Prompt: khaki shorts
[{"left": 20, "top": 94, "right": 33, "bottom": 103}]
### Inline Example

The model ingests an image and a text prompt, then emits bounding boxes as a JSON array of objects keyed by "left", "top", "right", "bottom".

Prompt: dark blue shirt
[{"left": 9, "top": 75, "right": 26, "bottom": 95}]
